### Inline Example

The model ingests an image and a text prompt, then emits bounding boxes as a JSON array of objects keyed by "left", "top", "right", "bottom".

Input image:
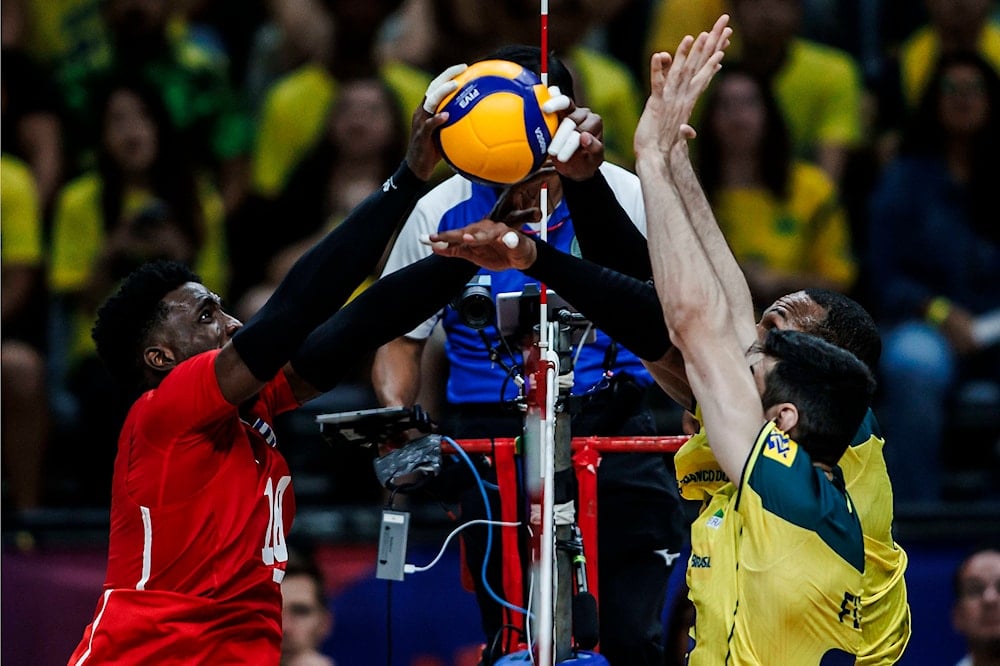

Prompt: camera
[{"left": 453, "top": 274, "right": 493, "bottom": 330}]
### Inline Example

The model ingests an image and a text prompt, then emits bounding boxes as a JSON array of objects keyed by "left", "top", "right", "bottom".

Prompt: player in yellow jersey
[{"left": 635, "top": 22, "right": 874, "bottom": 662}]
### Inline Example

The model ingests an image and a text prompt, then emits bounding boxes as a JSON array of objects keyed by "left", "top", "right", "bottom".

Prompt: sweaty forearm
[
  {"left": 560, "top": 172, "right": 652, "bottom": 280},
  {"left": 526, "top": 239, "right": 670, "bottom": 361},
  {"left": 290, "top": 255, "right": 477, "bottom": 392},
  {"left": 232, "top": 162, "right": 427, "bottom": 380}
]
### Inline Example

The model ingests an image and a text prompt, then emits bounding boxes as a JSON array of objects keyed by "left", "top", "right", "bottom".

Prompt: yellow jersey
[
  {"left": 687, "top": 421, "right": 865, "bottom": 664},
  {"left": 676, "top": 408, "right": 910, "bottom": 664},
  {"left": 714, "top": 161, "right": 857, "bottom": 293},
  {"left": 49, "top": 173, "right": 228, "bottom": 364},
  {"left": 899, "top": 22, "right": 1000, "bottom": 109},
  {"left": 0, "top": 155, "right": 44, "bottom": 267},
  {"left": 839, "top": 411, "right": 911, "bottom": 665}
]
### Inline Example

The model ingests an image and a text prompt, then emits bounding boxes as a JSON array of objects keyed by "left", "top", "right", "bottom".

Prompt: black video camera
[{"left": 452, "top": 274, "right": 493, "bottom": 330}]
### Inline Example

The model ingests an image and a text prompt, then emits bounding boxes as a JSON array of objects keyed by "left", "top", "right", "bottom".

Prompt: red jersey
[{"left": 69, "top": 350, "right": 300, "bottom": 665}]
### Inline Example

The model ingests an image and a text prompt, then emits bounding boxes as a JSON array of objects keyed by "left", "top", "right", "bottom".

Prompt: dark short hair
[
  {"left": 92, "top": 260, "right": 201, "bottom": 395},
  {"left": 483, "top": 44, "right": 576, "bottom": 102},
  {"left": 803, "top": 289, "right": 882, "bottom": 371},
  {"left": 759, "top": 329, "right": 876, "bottom": 466}
]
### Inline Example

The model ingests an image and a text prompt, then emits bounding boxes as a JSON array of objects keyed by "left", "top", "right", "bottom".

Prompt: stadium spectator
[
  {"left": 0, "top": 31, "right": 64, "bottom": 212},
  {"left": 57, "top": 0, "right": 252, "bottom": 212},
  {"left": 648, "top": 0, "right": 864, "bottom": 185},
  {"left": 48, "top": 78, "right": 229, "bottom": 503},
  {"left": 233, "top": 76, "right": 406, "bottom": 314},
  {"left": 952, "top": 548, "right": 1000, "bottom": 666},
  {"left": 877, "top": 0, "right": 1000, "bottom": 161},
  {"left": 1, "top": 154, "right": 49, "bottom": 514},
  {"left": 282, "top": 550, "right": 336, "bottom": 666},
  {"left": 249, "top": 0, "right": 406, "bottom": 200},
  {"left": 868, "top": 51, "right": 1000, "bottom": 503},
  {"left": 695, "top": 63, "right": 857, "bottom": 311}
]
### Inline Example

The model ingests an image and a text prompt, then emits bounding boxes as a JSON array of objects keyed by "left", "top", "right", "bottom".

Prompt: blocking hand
[
  {"left": 420, "top": 220, "right": 538, "bottom": 272},
  {"left": 635, "top": 14, "right": 732, "bottom": 158},
  {"left": 546, "top": 97, "right": 606, "bottom": 181},
  {"left": 406, "top": 64, "right": 469, "bottom": 181}
]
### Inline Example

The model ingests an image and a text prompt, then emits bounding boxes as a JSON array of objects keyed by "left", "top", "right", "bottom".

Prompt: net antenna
[{"left": 532, "top": 3, "right": 559, "bottom": 664}]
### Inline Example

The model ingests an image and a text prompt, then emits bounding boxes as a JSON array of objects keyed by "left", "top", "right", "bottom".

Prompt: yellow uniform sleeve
[
  {"left": 49, "top": 174, "right": 105, "bottom": 293},
  {"left": 1, "top": 155, "right": 44, "bottom": 266},
  {"left": 568, "top": 47, "right": 643, "bottom": 169},
  {"left": 192, "top": 181, "right": 229, "bottom": 296},
  {"left": 646, "top": 0, "right": 729, "bottom": 60},
  {"left": 251, "top": 64, "right": 338, "bottom": 197},
  {"left": 775, "top": 39, "right": 863, "bottom": 154},
  {"left": 900, "top": 22, "right": 1000, "bottom": 108},
  {"left": 714, "top": 161, "right": 856, "bottom": 291}
]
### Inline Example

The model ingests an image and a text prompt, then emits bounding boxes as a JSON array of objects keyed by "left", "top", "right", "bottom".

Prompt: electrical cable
[
  {"left": 444, "top": 436, "right": 533, "bottom": 619},
  {"left": 487, "top": 624, "right": 528, "bottom": 664},
  {"left": 571, "top": 322, "right": 593, "bottom": 369},
  {"left": 404, "top": 519, "right": 520, "bottom": 574}
]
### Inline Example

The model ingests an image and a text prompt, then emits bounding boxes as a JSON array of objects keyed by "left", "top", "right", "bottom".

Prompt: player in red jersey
[{"left": 67, "top": 65, "right": 494, "bottom": 666}]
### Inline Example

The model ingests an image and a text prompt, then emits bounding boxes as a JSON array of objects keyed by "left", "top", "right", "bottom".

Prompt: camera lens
[{"left": 458, "top": 285, "right": 493, "bottom": 330}]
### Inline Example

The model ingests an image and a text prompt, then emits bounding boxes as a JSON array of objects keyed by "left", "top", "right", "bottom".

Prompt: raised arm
[
  {"left": 668, "top": 139, "right": 756, "bottom": 336},
  {"left": 215, "top": 67, "right": 464, "bottom": 405},
  {"left": 424, "top": 219, "right": 695, "bottom": 407},
  {"left": 637, "top": 20, "right": 765, "bottom": 484}
]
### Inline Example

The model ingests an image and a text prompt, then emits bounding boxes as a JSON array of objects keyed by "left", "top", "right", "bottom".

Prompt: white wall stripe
[
  {"left": 137, "top": 506, "right": 152, "bottom": 590},
  {"left": 73, "top": 589, "right": 113, "bottom": 666}
]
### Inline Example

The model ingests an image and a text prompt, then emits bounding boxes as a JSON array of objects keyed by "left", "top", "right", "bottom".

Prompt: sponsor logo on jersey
[
  {"left": 763, "top": 429, "right": 797, "bottom": 467},
  {"left": 690, "top": 553, "right": 711, "bottom": 568},
  {"left": 382, "top": 176, "right": 397, "bottom": 192},
  {"left": 680, "top": 468, "right": 729, "bottom": 485},
  {"left": 706, "top": 508, "right": 724, "bottom": 529}
]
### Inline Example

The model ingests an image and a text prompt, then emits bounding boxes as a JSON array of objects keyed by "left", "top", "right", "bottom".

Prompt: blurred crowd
[{"left": 2, "top": 0, "right": 999, "bottom": 519}]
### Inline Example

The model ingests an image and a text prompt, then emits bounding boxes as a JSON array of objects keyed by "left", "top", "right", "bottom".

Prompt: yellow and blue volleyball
[{"left": 434, "top": 60, "right": 560, "bottom": 186}]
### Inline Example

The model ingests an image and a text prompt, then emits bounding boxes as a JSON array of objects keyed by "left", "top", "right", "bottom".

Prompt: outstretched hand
[
  {"left": 635, "top": 14, "right": 732, "bottom": 159},
  {"left": 545, "top": 95, "right": 606, "bottom": 181},
  {"left": 406, "top": 64, "right": 469, "bottom": 181},
  {"left": 420, "top": 220, "right": 538, "bottom": 272}
]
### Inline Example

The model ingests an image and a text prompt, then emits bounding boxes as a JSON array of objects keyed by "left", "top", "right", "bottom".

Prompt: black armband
[
  {"left": 526, "top": 239, "right": 670, "bottom": 361},
  {"left": 560, "top": 172, "right": 652, "bottom": 281},
  {"left": 232, "top": 162, "right": 427, "bottom": 380},
  {"left": 290, "top": 255, "right": 478, "bottom": 392}
]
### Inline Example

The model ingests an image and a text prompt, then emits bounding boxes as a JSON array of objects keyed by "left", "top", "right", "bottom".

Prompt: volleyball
[{"left": 434, "top": 60, "right": 560, "bottom": 186}]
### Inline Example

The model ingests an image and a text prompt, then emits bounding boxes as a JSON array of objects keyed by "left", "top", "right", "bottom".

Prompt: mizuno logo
[{"left": 382, "top": 176, "right": 397, "bottom": 192}]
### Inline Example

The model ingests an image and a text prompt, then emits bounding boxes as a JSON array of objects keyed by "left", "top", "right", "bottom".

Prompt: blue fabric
[
  {"left": 435, "top": 182, "right": 652, "bottom": 404},
  {"left": 868, "top": 157, "right": 1000, "bottom": 322}
]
